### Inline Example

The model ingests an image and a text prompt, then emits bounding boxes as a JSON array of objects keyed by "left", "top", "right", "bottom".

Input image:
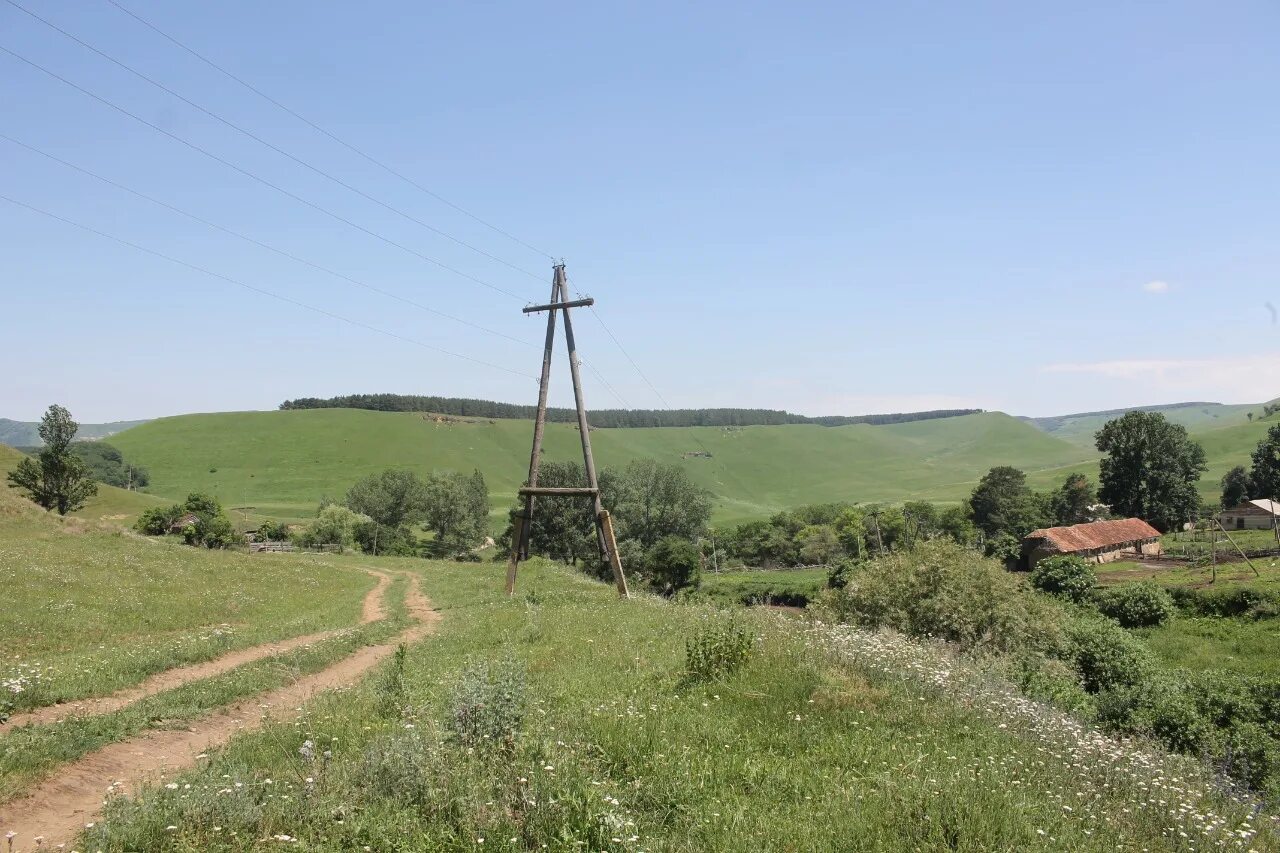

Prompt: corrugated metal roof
[
  {"left": 1248, "top": 499, "right": 1280, "bottom": 515},
  {"left": 1024, "top": 518, "right": 1161, "bottom": 553}
]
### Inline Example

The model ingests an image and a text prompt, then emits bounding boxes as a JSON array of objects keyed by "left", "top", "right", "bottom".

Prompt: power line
[
  {"left": 1, "top": 133, "right": 535, "bottom": 349},
  {"left": 0, "top": 192, "right": 537, "bottom": 381},
  {"left": 0, "top": 43, "right": 527, "bottom": 302},
  {"left": 103, "top": 0, "right": 556, "bottom": 263},
  {"left": 5, "top": 0, "right": 545, "bottom": 286},
  {"left": 581, "top": 360, "right": 630, "bottom": 409}
]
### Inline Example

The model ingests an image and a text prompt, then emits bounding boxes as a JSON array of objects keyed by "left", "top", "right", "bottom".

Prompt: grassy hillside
[
  {"left": 1030, "top": 401, "right": 1265, "bottom": 447},
  {"left": 0, "top": 444, "right": 165, "bottom": 524},
  {"left": 109, "top": 409, "right": 1096, "bottom": 524}
]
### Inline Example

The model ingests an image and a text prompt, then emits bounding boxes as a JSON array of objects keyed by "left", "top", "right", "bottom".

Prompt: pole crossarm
[
  {"left": 522, "top": 297, "right": 594, "bottom": 314},
  {"left": 505, "top": 263, "right": 629, "bottom": 599}
]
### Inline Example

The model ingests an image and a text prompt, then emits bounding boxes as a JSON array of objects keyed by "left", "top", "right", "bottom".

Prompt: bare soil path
[
  {"left": 0, "top": 570, "right": 391, "bottom": 736},
  {"left": 0, "top": 571, "right": 438, "bottom": 852}
]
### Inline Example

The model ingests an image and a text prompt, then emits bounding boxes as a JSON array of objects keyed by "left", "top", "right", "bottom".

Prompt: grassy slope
[
  {"left": 0, "top": 444, "right": 167, "bottom": 524},
  {"left": 1034, "top": 401, "right": 1264, "bottom": 447},
  {"left": 0, "top": 480, "right": 375, "bottom": 714},
  {"left": 80, "top": 558, "right": 1271, "bottom": 852},
  {"left": 110, "top": 409, "right": 1095, "bottom": 524}
]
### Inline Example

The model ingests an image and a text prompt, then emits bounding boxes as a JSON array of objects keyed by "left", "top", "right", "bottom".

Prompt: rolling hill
[
  {"left": 1027, "top": 401, "right": 1267, "bottom": 447},
  {"left": 0, "top": 443, "right": 166, "bottom": 523},
  {"left": 108, "top": 409, "right": 1097, "bottom": 525}
]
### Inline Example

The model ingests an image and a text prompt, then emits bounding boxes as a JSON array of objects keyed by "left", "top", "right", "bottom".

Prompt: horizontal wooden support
[
  {"left": 518, "top": 486, "right": 599, "bottom": 496},
  {"left": 522, "top": 297, "right": 595, "bottom": 314}
]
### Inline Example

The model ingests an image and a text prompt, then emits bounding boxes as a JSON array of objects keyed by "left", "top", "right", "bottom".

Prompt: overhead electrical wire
[
  {"left": 0, "top": 193, "right": 537, "bottom": 381},
  {"left": 0, "top": 43, "right": 528, "bottom": 302},
  {"left": 0, "top": 133, "right": 534, "bottom": 349},
  {"left": 103, "top": 0, "right": 556, "bottom": 263},
  {"left": 4, "top": 0, "right": 546, "bottom": 286}
]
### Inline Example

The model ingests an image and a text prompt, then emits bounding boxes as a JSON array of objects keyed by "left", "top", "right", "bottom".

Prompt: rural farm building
[
  {"left": 167, "top": 512, "right": 201, "bottom": 534},
  {"left": 1218, "top": 499, "right": 1280, "bottom": 530},
  {"left": 1021, "top": 518, "right": 1162, "bottom": 569}
]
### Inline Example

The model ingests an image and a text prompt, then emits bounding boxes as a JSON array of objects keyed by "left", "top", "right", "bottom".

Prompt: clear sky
[{"left": 3, "top": 1, "right": 1278, "bottom": 423}]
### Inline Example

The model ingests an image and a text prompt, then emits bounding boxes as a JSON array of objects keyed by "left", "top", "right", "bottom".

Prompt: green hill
[
  {"left": 1029, "top": 401, "right": 1267, "bottom": 447},
  {"left": 109, "top": 409, "right": 1096, "bottom": 525},
  {"left": 0, "top": 443, "right": 166, "bottom": 523}
]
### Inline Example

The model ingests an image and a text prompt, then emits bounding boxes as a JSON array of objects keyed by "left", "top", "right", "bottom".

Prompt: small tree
[
  {"left": 423, "top": 469, "right": 490, "bottom": 555},
  {"left": 6, "top": 404, "right": 98, "bottom": 515},
  {"left": 608, "top": 459, "right": 712, "bottom": 549},
  {"left": 1051, "top": 473, "right": 1097, "bottom": 526},
  {"left": 1220, "top": 465, "right": 1252, "bottom": 509},
  {"left": 648, "top": 535, "right": 701, "bottom": 595},
  {"left": 297, "top": 504, "right": 370, "bottom": 551},
  {"left": 969, "top": 466, "right": 1046, "bottom": 540},
  {"left": 346, "top": 469, "right": 430, "bottom": 552}
]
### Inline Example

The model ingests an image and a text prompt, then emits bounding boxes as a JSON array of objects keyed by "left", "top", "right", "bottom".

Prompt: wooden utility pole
[{"left": 505, "top": 263, "right": 629, "bottom": 598}]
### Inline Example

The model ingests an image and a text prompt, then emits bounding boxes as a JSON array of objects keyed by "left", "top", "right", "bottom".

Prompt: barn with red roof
[{"left": 1022, "top": 518, "right": 1162, "bottom": 570}]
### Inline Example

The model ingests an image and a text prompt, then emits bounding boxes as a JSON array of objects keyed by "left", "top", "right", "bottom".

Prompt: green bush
[
  {"left": 1029, "top": 555, "right": 1096, "bottom": 604},
  {"left": 133, "top": 504, "right": 183, "bottom": 536},
  {"left": 295, "top": 504, "right": 370, "bottom": 551},
  {"left": 826, "top": 557, "right": 860, "bottom": 590},
  {"left": 1063, "top": 617, "right": 1154, "bottom": 692},
  {"left": 256, "top": 519, "right": 291, "bottom": 542},
  {"left": 684, "top": 613, "right": 755, "bottom": 683},
  {"left": 1095, "top": 675, "right": 1215, "bottom": 753},
  {"left": 648, "top": 536, "right": 701, "bottom": 595},
  {"left": 827, "top": 541, "right": 1064, "bottom": 655},
  {"left": 1168, "top": 585, "right": 1280, "bottom": 620},
  {"left": 450, "top": 658, "right": 528, "bottom": 752},
  {"left": 1093, "top": 582, "right": 1177, "bottom": 628}
]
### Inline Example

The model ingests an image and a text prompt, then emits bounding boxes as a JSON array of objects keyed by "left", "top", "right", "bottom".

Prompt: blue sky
[{"left": 3, "top": 0, "right": 1278, "bottom": 422}]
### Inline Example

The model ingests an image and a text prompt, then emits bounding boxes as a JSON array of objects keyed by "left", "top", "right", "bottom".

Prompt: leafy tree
[
  {"left": 1050, "top": 473, "right": 1098, "bottom": 526},
  {"left": 65, "top": 442, "right": 149, "bottom": 489},
  {"left": 345, "top": 469, "right": 430, "bottom": 552},
  {"left": 297, "top": 504, "right": 371, "bottom": 550},
  {"left": 257, "top": 519, "right": 291, "bottom": 542},
  {"left": 902, "top": 501, "right": 941, "bottom": 544},
  {"left": 507, "top": 461, "right": 598, "bottom": 565},
  {"left": 796, "top": 524, "right": 842, "bottom": 565},
  {"left": 647, "top": 535, "right": 701, "bottom": 595},
  {"left": 424, "top": 469, "right": 490, "bottom": 555},
  {"left": 6, "top": 404, "right": 98, "bottom": 515},
  {"left": 1221, "top": 465, "right": 1253, "bottom": 509},
  {"left": 938, "top": 505, "right": 978, "bottom": 547},
  {"left": 134, "top": 504, "right": 184, "bottom": 535},
  {"left": 608, "top": 459, "right": 712, "bottom": 549},
  {"left": 968, "top": 466, "right": 1045, "bottom": 540},
  {"left": 1249, "top": 425, "right": 1280, "bottom": 500},
  {"left": 1095, "top": 412, "right": 1207, "bottom": 531}
]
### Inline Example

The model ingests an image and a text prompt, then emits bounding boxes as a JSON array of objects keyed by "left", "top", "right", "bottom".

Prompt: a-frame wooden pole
[
  {"left": 520, "top": 268, "right": 563, "bottom": 559},
  {"left": 560, "top": 276, "right": 630, "bottom": 598}
]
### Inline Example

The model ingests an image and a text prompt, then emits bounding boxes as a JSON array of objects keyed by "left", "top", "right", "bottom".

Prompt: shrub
[
  {"left": 648, "top": 536, "right": 701, "bottom": 595},
  {"left": 295, "top": 504, "right": 370, "bottom": 551},
  {"left": 450, "top": 658, "right": 527, "bottom": 751},
  {"left": 1029, "top": 555, "right": 1096, "bottom": 604},
  {"left": 1093, "top": 582, "right": 1177, "bottom": 628},
  {"left": 1168, "top": 585, "right": 1280, "bottom": 620},
  {"left": 826, "top": 557, "right": 860, "bottom": 590},
  {"left": 1095, "top": 675, "right": 1215, "bottom": 753},
  {"left": 684, "top": 613, "right": 755, "bottom": 683},
  {"left": 134, "top": 504, "right": 183, "bottom": 536},
  {"left": 356, "top": 728, "right": 446, "bottom": 806},
  {"left": 256, "top": 519, "right": 290, "bottom": 542},
  {"left": 830, "top": 541, "right": 1065, "bottom": 655},
  {"left": 1063, "top": 617, "right": 1155, "bottom": 692}
]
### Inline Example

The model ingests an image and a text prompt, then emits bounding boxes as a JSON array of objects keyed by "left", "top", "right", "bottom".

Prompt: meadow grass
[
  {"left": 0, "top": 575, "right": 409, "bottom": 802},
  {"left": 684, "top": 567, "right": 827, "bottom": 606},
  {"left": 108, "top": 409, "right": 1096, "bottom": 525},
  {"left": 1137, "top": 616, "right": 1280, "bottom": 677},
  {"left": 0, "top": 489, "right": 377, "bottom": 716},
  {"left": 77, "top": 558, "right": 1276, "bottom": 851}
]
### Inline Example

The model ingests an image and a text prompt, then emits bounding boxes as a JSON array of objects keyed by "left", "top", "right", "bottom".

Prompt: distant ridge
[
  {"left": 1025, "top": 402, "right": 1221, "bottom": 433},
  {"left": 278, "top": 394, "right": 983, "bottom": 429},
  {"left": 0, "top": 417, "right": 150, "bottom": 448}
]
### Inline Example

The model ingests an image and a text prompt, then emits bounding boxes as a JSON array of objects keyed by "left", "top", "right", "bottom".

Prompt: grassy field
[
  {"left": 0, "top": 443, "right": 168, "bottom": 525},
  {"left": 71, "top": 556, "right": 1272, "bottom": 851},
  {"left": 0, "top": 482, "right": 377, "bottom": 716},
  {"left": 685, "top": 568, "right": 828, "bottom": 607},
  {"left": 1138, "top": 616, "right": 1280, "bottom": 677},
  {"left": 109, "top": 409, "right": 1097, "bottom": 525}
]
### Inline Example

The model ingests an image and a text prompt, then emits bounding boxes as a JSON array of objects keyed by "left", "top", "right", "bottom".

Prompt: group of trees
[
  {"left": 297, "top": 467, "right": 492, "bottom": 557},
  {"left": 135, "top": 493, "right": 238, "bottom": 548},
  {"left": 503, "top": 458, "right": 713, "bottom": 595},
  {"left": 279, "top": 394, "right": 979, "bottom": 429},
  {"left": 1220, "top": 424, "right": 1280, "bottom": 507}
]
